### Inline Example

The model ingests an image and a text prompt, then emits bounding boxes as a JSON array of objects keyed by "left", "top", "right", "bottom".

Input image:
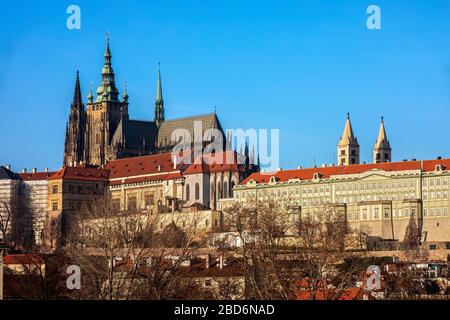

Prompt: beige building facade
[{"left": 232, "top": 159, "right": 450, "bottom": 249}]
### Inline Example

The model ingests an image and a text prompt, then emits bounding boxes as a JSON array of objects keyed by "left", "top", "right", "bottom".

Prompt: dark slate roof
[
  {"left": 111, "top": 119, "right": 157, "bottom": 151},
  {"left": 0, "top": 166, "right": 20, "bottom": 180},
  {"left": 125, "top": 120, "right": 157, "bottom": 149},
  {"left": 156, "top": 113, "right": 224, "bottom": 148}
]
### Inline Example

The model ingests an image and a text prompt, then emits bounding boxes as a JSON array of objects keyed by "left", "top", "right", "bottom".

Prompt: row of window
[
  {"left": 423, "top": 192, "right": 449, "bottom": 199},
  {"left": 51, "top": 184, "right": 103, "bottom": 195},
  {"left": 423, "top": 178, "right": 449, "bottom": 187},
  {"left": 423, "top": 208, "right": 449, "bottom": 217}
]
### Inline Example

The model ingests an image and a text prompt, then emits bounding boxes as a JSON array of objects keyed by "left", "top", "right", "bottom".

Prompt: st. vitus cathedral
[{"left": 64, "top": 37, "right": 229, "bottom": 167}]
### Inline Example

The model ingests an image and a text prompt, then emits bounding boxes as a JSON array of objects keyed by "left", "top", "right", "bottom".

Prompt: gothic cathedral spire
[
  {"left": 64, "top": 70, "right": 86, "bottom": 166},
  {"left": 96, "top": 33, "right": 120, "bottom": 102},
  {"left": 373, "top": 116, "right": 392, "bottom": 163},
  {"left": 337, "top": 113, "right": 360, "bottom": 166},
  {"left": 154, "top": 63, "right": 165, "bottom": 127}
]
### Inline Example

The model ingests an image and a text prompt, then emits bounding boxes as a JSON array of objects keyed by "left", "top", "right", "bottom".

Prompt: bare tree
[
  {"left": 65, "top": 198, "right": 209, "bottom": 300},
  {"left": 223, "top": 198, "right": 368, "bottom": 300},
  {"left": 0, "top": 201, "right": 13, "bottom": 242}
]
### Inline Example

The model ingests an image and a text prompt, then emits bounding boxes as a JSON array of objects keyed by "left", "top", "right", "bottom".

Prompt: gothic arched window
[
  {"left": 217, "top": 181, "right": 222, "bottom": 200},
  {"left": 230, "top": 181, "right": 236, "bottom": 198},
  {"left": 223, "top": 181, "right": 228, "bottom": 199},
  {"left": 186, "top": 184, "right": 190, "bottom": 201},
  {"left": 195, "top": 183, "right": 200, "bottom": 201}
]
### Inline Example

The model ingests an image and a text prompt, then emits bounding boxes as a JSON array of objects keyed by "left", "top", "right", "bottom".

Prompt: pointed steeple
[
  {"left": 96, "top": 33, "right": 119, "bottom": 102},
  {"left": 122, "top": 81, "right": 129, "bottom": 103},
  {"left": 73, "top": 70, "right": 82, "bottom": 108},
  {"left": 375, "top": 116, "right": 390, "bottom": 149},
  {"left": 337, "top": 113, "right": 360, "bottom": 166},
  {"left": 87, "top": 82, "right": 93, "bottom": 103},
  {"left": 373, "top": 116, "right": 392, "bottom": 163},
  {"left": 154, "top": 63, "right": 165, "bottom": 127},
  {"left": 64, "top": 71, "right": 86, "bottom": 166},
  {"left": 338, "top": 113, "right": 358, "bottom": 146}
]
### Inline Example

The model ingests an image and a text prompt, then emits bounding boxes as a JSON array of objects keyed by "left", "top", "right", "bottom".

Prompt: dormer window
[
  {"left": 313, "top": 172, "right": 322, "bottom": 180},
  {"left": 269, "top": 176, "right": 278, "bottom": 184},
  {"left": 435, "top": 164, "right": 445, "bottom": 172}
]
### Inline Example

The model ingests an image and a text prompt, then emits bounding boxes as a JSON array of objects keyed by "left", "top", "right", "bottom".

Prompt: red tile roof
[
  {"left": 241, "top": 158, "right": 450, "bottom": 185},
  {"left": 19, "top": 172, "right": 56, "bottom": 181},
  {"left": 4, "top": 254, "right": 45, "bottom": 265},
  {"left": 106, "top": 152, "right": 190, "bottom": 180},
  {"left": 106, "top": 151, "right": 243, "bottom": 185},
  {"left": 297, "top": 287, "right": 366, "bottom": 300},
  {"left": 49, "top": 165, "right": 109, "bottom": 182},
  {"left": 184, "top": 151, "right": 243, "bottom": 175}
]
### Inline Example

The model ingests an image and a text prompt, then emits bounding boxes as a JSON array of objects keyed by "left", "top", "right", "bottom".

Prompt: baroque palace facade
[{"left": 228, "top": 115, "right": 450, "bottom": 249}]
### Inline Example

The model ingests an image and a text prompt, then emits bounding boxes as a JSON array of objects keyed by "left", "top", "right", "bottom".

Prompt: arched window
[
  {"left": 217, "top": 181, "right": 222, "bottom": 200},
  {"left": 195, "top": 183, "right": 200, "bottom": 201},
  {"left": 185, "top": 184, "right": 190, "bottom": 201},
  {"left": 223, "top": 181, "right": 228, "bottom": 198},
  {"left": 230, "top": 181, "right": 236, "bottom": 198}
]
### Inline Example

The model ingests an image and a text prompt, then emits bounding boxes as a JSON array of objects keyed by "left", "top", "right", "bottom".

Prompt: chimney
[
  {"left": 173, "top": 155, "right": 177, "bottom": 169},
  {"left": 22, "top": 169, "right": 27, "bottom": 173},
  {"left": 206, "top": 254, "right": 211, "bottom": 269},
  {"left": 321, "top": 164, "right": 327, "bottom": 168},
  {"left": 32, "top": 168, "right": 37, "bottom": 174},
  {"left": 276, "top": 168, "right": 282, "bottom": 172},
  {"left": 44, "top": 168, "right": 49, "bottom": 172},
  {"left": 5, "top": 165, "right": 11, "bottom": 170},
  {"left": 297, "top": 166, "right": 303, "bottom": 170},
  {"left": 329, "top": 163, "right": 335, "bottom": 167},
  {"left": 437, "top": 156, "right": 442, "bottom": 160}
]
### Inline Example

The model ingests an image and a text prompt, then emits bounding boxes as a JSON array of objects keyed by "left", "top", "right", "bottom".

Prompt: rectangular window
[
  {"left": 362, "top": 208, "right": 368, "bottom": 220},
  {"left": 424, "top": 209, "right": 427, "bottom": 217},
  {"left": 112, "top": 199, "right": 120, "bottom": 211},
  {"left": 52, "top": 185, "right": 58, "bottom": 194},
  {"left": 374, "top": 208, "right": 380, "bottom": 219},
  {"left": 384, "top": 209, "right": 390, "bottom": 218},
  {"left": 52, "top": 202, "right": 58, "bottom": 211},
  {"left": 145, "top": 194, "right": 154, "bottom": 206},
  {"left": 128, "top": 197, "right": 137, "bottom": 211},
  {"left": 444, "top": 208, "right": 448, "bottom": 216}
]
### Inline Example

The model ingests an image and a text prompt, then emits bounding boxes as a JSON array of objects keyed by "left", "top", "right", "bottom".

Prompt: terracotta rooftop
[
  {"left": 241, "top": 158, "right": 450, "bottom": 185},
  {"left": 19, "top": 172, "right": 56, "bottom": 181},
  {"left": 106, "top": 151, "right": 243, "bottom": 185},
  {"left": 49, "top": 165, "right": 110, "bottom": 182},
  {"left": 3, "top": 254, "right": 45, "bottom": 265},
  {"left": 106, "top": 152, "right": 190, "bottom": 180}
]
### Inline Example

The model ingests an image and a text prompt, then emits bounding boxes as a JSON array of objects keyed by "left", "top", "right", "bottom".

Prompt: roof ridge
[{"left": 163, "top": 113, "right": 216, "bottom": 123}]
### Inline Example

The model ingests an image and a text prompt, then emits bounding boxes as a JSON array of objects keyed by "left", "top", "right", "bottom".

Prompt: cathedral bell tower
[
  {"left": 373, "top": 116, "right": 392, "bottom": 163},
  {"left": 64, "top": 70, "right": 86, "bottom": 167},
  {"left": 84, "top": 35, "right": 129, "bottom": 166},
  {"left": 337, "top": 113, "right": 360, "bottom": 166}
]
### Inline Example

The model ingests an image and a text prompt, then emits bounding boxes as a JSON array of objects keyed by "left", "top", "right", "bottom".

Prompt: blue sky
[{"left": 1, "top": 0, "right": 450, "bottom": 172}]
